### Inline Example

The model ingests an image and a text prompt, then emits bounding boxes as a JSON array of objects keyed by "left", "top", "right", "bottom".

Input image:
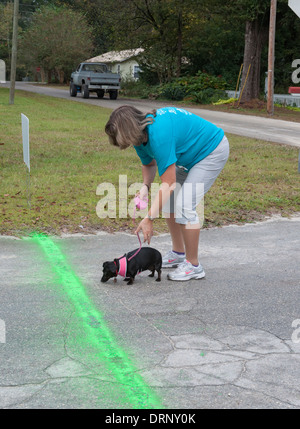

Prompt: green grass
[{"left": 0, "top": 87, "right": 299, "bottom": 236}]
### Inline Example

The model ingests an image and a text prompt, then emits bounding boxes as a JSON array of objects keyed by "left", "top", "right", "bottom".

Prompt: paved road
[
  {"left": 1, "top": 82, "right": 300, "bottom": 409},
  {"left": 2, "top": 82, "right": 300, "bottom": 148},
  {"left": 1, "top": 216, "right": 300, "bottom": 409}
]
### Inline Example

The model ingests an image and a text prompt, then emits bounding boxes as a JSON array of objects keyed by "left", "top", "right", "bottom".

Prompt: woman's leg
[
  {"left": 165, "top": 213, "right": 185, "bottom": 253},
  {"left": 180, "top": 224, "right": 200, "bottom": 266},
  {"left": 165, "top": 215, "right": 200, "bottom": 266},
  {"left": 171, "top": 136, "right": 230, "bottom": 274},
  {"left": 162, "top": 167, "right": 187, "bottom": 263}
]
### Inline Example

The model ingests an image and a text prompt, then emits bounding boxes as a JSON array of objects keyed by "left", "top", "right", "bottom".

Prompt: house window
[
  {"left": 117, "top": 64, "right": 121, "bottom": 74},
  {"left": 133, "top": 65, "right": 141, "bottom": 79}
]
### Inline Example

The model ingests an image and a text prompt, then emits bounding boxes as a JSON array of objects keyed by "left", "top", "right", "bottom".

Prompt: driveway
[
  {"left": 0, "top": 216, "right": 300, "bottom": 409},
  {"left": 2, "top": 81, "right": 300, "bottom": 148}
]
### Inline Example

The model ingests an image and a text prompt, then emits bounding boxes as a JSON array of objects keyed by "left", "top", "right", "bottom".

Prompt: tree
[
  {"left": 190, "top": 0, "right": 269, "bottom": 102},
  {"left": 93, "top": 0, "right": 201, "bottom": 83},
  {"left": 35, "top": 0, "right": 300, "bottom": 95},
  {"left": 237, "top": 0, "right": 270, "bottom": 102},
  {"left": 19, "top": 5, "right": 94, "bottom": 83}
]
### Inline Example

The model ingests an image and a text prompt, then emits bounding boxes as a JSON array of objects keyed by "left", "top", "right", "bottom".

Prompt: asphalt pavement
[
  {"left": 1, "top": 82, "right": 300, "bottom": 409},
  {"left": 0, "top": 216, "right": 300, "bottom": 409}
]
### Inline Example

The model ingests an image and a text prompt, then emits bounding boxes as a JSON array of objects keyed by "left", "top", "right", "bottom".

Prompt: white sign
[
  {"left": 21, "top": 114, "right": 30, "bottom": 172},
  {"left": 0, "top": 59, "right": 5, "bottom": 83},
  {"left": 289, "top": 0, "right": 300, "bottom": 18}
]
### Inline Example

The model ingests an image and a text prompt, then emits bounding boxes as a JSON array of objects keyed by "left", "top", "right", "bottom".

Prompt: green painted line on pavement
[{"left": 28, "top": 233, "right": 162, "bottom": 409}]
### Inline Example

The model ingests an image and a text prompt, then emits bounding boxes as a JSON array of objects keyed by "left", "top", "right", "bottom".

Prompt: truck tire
[
  {"left": 97, "top": 90, "right": 105, "bottom": 99},
  {"left": 109, "top": 90, "right": 118, "bottom": 100},
  {"left": 82, "top": 84, "right": 90, "bottom": 99},
  {"left": 70, "top": 83, "right": 77, "bottom": 97}
]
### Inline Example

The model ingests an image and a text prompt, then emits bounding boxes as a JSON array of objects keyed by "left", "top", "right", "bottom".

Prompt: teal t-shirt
[{"left": 134, "top": 107, "right": 224, "bottom": 176}]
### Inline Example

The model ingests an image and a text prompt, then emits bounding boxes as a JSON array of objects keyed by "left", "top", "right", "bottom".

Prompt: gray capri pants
[{"left": 162, "top": 135, "right": 229, "bottom": 225}]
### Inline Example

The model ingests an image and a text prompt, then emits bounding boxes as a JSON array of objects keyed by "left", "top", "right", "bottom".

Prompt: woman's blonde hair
[{"left": 105, "top": 105, "right": 156, "bottom": 150}]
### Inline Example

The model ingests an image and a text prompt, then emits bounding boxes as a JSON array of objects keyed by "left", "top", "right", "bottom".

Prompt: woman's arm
[
  {"left": 136, "top": 163, "right": 176, "bottom": 244},
  {"left": 137, "top": 160, "right": 157, "bottom": 202},
  {"left": 141, "top": 159, "right": 157, "bottom": 189},
  {"left": 148, "top": 163, "right": 176, "bottom": 219}
]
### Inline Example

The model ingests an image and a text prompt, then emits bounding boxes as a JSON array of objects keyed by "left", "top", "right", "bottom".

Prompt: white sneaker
[
  {"left": 167, "top": 260, "right": 205, "bottom": 281},
  {"left": 162, "top": 250, "right": 186, "bottom": 268}
]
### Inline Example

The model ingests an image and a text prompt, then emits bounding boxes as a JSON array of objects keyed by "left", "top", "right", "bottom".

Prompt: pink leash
[
  {"left": 130, "top": 194, "right": 148, "bottom": 260},
  {"left": 115, "top": 196, "right": 146, "bottom": 278},
  {"left": 128, "top": 231, "right": 142, "bottom": 261}
]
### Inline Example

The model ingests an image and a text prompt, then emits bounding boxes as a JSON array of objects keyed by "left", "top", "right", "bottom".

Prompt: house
[{"left": 86, "top": 48, "right": 144, "bottom": 80}]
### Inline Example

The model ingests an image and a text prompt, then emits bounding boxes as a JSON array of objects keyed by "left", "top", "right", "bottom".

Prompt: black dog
[{"left": 101, "top": 247, "right": 162, "bottom": 285}]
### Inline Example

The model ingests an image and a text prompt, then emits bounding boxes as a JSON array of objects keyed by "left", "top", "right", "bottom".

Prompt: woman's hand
[
  {"left": 135, "top": 217, "right": 153, "bottom": 245},
  {"left": 136, "top": 183, "right": 149, "bottom": 203}
]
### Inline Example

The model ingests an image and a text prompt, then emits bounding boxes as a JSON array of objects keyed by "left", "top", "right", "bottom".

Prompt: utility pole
[
  {"left": 9, "top": 0, "right": 19, "bottom": 105},
  {"left": 267, "top": 0, "right": 277, "bottom": 115}
]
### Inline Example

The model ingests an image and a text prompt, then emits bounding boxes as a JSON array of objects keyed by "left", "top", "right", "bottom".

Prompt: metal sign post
[
  {"left": 9, "top": 0, "right": 19, "bottom": 105},
  {"left": 267, "top": 0, "right": 277, "bottom": 115},
  {"left": 21, "top": 114, "right": 31, "bottom": 208}
]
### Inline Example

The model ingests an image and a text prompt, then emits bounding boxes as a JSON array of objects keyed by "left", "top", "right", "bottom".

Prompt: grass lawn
[{"left": 0, "top": 87, "right": 299, "bottom": 237}]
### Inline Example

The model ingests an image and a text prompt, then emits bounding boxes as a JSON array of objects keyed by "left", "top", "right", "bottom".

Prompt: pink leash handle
[{"left": 133, "top": 196, "right": 148, "bottom": 225}]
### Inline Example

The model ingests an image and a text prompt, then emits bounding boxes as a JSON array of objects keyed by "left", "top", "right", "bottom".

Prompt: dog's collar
[{"left": 114, "top": 256, "right": 127, "bottom": 278}]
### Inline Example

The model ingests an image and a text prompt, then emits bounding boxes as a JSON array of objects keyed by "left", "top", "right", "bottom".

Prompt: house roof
[{"left": 86, "top": 48, "right": 144, "bottom": 64}]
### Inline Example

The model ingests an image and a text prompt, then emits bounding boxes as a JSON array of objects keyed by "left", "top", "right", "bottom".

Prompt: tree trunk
[
  {"left": 55, "top": 68, "right": 64, "bottom": 84},
  {"left": 40, "top": 67, "right": 46, "bottom": 83},
  {"left": 239, "top": 19, "right": 266, "bottom": 103},
  {"left": 176, "top": 10, "right": 183, "bottom": 77}
]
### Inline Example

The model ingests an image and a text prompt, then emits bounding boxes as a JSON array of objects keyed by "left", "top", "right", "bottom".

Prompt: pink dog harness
[{"left": 117, "top": 256, "right": 127, "bottom": 277}]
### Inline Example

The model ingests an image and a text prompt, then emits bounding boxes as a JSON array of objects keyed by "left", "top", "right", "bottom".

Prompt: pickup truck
[{"left": 70, "top": 62, "right": 121, "bottom": 99}]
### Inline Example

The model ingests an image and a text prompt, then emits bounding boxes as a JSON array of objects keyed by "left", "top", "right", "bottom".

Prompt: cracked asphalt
[{"left": 0, "top": 215, "right": 300, "bottom": 409}]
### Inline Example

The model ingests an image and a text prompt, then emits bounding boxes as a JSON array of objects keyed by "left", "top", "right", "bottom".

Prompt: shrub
[
  {"left": 119, "top": 71, "right": 228, "bottom": 104},
  {"left": 158, "top": 83, "right": 187, "bottom": 101},
  {"left": 187, "top": 88, "right": 228, "bottom": 104},
  {"left": 120, "top": 78, "right": 160, "bottom": 99},
  {"left": 158, "top": 71, "right": 228, "bottom": 104}
]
